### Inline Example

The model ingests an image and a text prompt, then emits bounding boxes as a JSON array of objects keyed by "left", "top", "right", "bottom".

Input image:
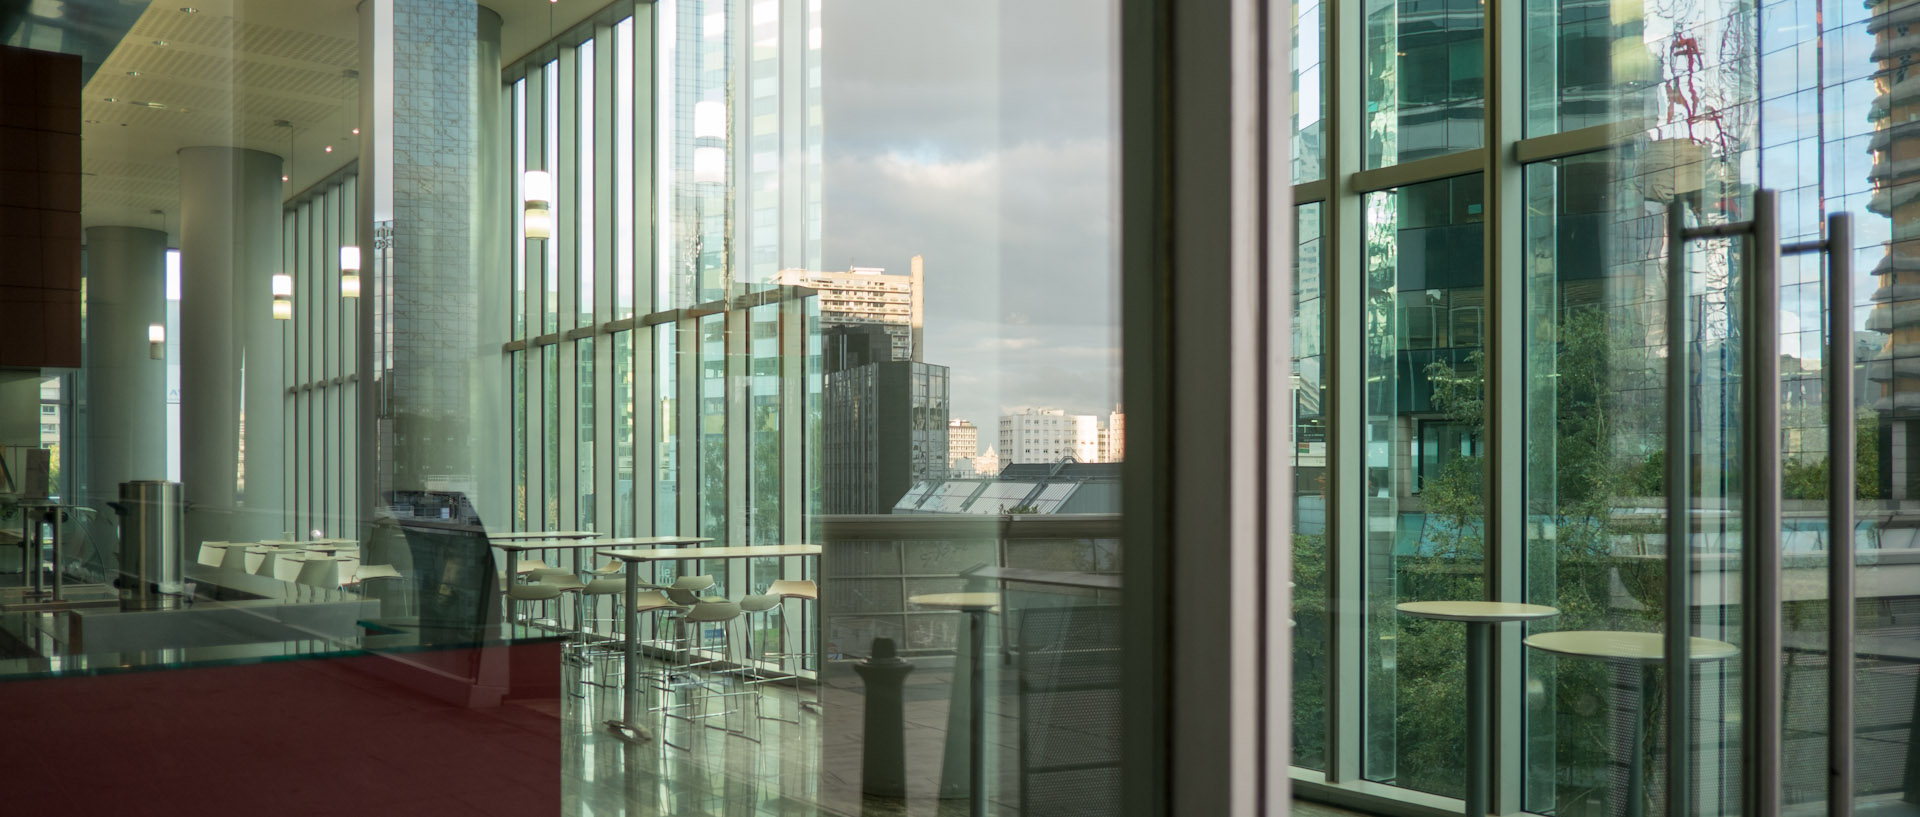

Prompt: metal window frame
[{"left": 1120, "top": 0, "right": 1291, "bottom": 812}]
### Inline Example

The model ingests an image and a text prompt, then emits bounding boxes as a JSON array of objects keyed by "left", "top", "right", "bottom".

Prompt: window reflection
[
  {"left": 1363, "top": 173, "right": 1486, "bottom": 796},
  {"left": 1364, "top": 0, "right": 1485, "bottom": 166}
]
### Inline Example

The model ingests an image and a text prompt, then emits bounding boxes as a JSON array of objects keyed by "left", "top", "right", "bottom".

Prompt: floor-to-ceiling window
[{"left": 1293, "top": 0, "right": 1919, "bottom": 814}]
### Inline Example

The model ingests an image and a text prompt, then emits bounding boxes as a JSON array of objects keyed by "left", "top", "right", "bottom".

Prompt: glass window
[
  {"left": 1363, "top": 173, "right": 1484, "bottom": 796},
  {"left": 578, "top": 38, "right": 595, "bottom": 327},
  {"left": 1293, "top": 0, "right": 1325, "bottom": 183},
  {"left": 577, "top": 336, "right": 596, "bottom": 530},
  {"left": 1364, "top": 0, "right": 1485, "bottom": 167},
  {"left": 1523, "top": 0, "right": 1659, "bottom": 135},
  {"left": 613, "top": 330, "right": 636, "bottom": 538},
  {"left": 1293, "top": 201, "right": 1328, "bottom": 771}
]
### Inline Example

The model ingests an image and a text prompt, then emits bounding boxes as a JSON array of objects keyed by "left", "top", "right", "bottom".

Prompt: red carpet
[{"left": 0, "top": 644, "right": 563, "bottom": 817}]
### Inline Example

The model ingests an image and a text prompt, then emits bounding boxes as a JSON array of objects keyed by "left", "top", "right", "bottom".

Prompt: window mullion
[{"left": 1484, "top": 0, "right": 1528, "bottom": 813}]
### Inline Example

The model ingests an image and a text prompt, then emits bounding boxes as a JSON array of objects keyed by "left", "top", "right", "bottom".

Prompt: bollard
[{"left": 852, "top": 636, "right": 915, "bottom": 797}]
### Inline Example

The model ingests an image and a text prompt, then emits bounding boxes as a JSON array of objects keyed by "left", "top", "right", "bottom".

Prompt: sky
[{"left": 820, "top": 0, "right": 1122, "bottom": 446}]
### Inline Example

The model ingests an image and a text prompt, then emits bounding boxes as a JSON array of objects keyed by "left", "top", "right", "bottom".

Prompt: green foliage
[
  {"left": 1779, "top": 413, "right": 1883, "bottom": 501},
  {"left": 1329, "top": 308, "right": 1661, "bottom": 803}
]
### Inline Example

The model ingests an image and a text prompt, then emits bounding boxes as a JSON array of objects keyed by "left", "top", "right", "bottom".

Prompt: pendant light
[
  {"left": 340, "top": 245, "right": 361, "bottom": 298},
  {"left": 523, "top": 1, "right": 556, "bottom": 240},
  {"left": 272, "top": 273, "right": 294, "bottom": 320},
  {"left": 525, "top": 170, "right": 553, "bottom": 239}
]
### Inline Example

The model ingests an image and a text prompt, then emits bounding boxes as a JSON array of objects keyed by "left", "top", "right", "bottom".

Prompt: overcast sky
[{"left": 821, "top": 0, "right": 1121, "bottom": 447}]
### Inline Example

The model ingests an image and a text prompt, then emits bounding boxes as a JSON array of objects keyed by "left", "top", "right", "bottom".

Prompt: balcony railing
[{"left": 819, "top": 513, "right": 1120, "bottom": 659}]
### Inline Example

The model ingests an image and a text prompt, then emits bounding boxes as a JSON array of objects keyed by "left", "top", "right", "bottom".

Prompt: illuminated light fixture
[
  {"left": 523, "top": 170, "right": 553, "bottom": 239},
  {"left": 351, "top": 127, "right": 360, "bottom": 135},
  {"left": 148, "top": 324, "right": 166, "bottom": 359},
  {"left": 693, "top": 146, "right": 725, "bottom": 183},
  {"left": 153, "top": 40, "right": 169, "bottom": 46},
  {"left": 339, "top": 245, "right": 361, "bottom": 298},
  {"left": 180, "top": 7, "right": 199, "bottom": 12},
  {"left": 272, "top": 273, "right": 293, "bottom": 320},
  {"left": 324, "top": 144, "right": 333, "bottom": 153}
]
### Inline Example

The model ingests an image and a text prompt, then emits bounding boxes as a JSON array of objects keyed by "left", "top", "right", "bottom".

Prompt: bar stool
[
  {"left": 659, "top": 601, "right": 757, "bottom": 747},
  {"left": 196, "top": 541, "right": 230, "bottom": 568},
  {"left": 529, "top": 566, "right": 586, "bottom": 631},
  {"left": 739, "top": 591, "right": 797, "bottom": 723},
  {"left": 769, "top": 580, "right": 820, "bottom": 709},
  {"left": 295, "top": 558, "right": 343, "bottom": 603},
  {"left": 506, "top": 581, "right": 564, "bottom": 636},
  {"left": 577, "top": 589, "right": 687, "bottom": 702}
]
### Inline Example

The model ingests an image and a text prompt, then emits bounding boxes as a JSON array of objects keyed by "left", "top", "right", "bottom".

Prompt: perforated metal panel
[{"left": 1019, "top": 604, "right": 1122, "bottom": 817}]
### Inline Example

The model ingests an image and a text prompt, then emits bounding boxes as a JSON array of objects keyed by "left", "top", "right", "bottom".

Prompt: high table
[
  {"left": 1397, "top": 601, "right": 1560, "bottom": 817},
  {"left": 910, "top": 591, "right": 1003, "bottom": 817},
  {"left": 494, "top": 536, "right": 715, "bottom": 639},
  {"left": 600, "top": 539, "right": 847, "bottom": 741},
  {"left": 1524, "top": 630, "right": 1737, "bottom": 817},
  {"left": 488, "top": 530, "right": 598, "bottom": 541}
]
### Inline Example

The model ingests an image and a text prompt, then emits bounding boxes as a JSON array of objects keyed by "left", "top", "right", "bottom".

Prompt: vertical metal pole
[
  {"left": 1466, "top": 621, "right": 1491, "bottom": 817},
  {"left": 619, "top": 559, "right": 643, "bottom": 736},
  {"left": 1826, "top": 212, "right": 1857, "bottom": 817},
  {"left": 1746, "top": 189, "right": 1784, "bottom": 817},
  {"left": 1664, "top": 200, "right": 1694, "bottom": 817},
  {"left": 50, "top": 508, "right": 63, "bottom": 602},
  {"left": 970, "top": 608, "right": 988, "bottom": 817}
]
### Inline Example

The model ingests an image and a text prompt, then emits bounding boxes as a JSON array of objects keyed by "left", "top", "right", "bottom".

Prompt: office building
[
  {"left": 947, "top": 418, "right": 979, "bottom": 473},
  {"left": 821, "top": 360, "right": 949, "bottom": 513},
  {"left": 773, "top": 257, "right": 924, "bottom": 363},
  {"left": 999, "top": 407, "right": 1121, "bottom": 464}
]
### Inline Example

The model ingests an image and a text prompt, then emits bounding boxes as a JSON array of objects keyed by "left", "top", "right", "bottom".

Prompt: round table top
[
  {"left": 1396, "top": 601, "right": 1561, "bottom": 622},
  {"left": 909, "top": 592, "right": 1002, "bottom": 612},
  {"left": 1524, "top": 630, "right": 1738, "bottom": 663}
]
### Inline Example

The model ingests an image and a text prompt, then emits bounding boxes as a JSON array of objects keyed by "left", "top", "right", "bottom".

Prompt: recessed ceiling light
[
  {"left": 104, "top": 97, "right": 116, "bottom": 102},
  {"left": 153, "top": 40, "right": 169, "bottom": 46},
  {"left": 180, "top": 6, "right": 198, "bottom": 12},
  {"left": 126, "top": 70, "right": 141, "bottom": 77},
  {"left": 282, "top": 174, "right": 290, "bottom": 182},
  {"left": 131, "top": 101, "right": 167, "bottom": 109},
  {"left": 324, "top": 145, "right": 333, "bottom": 153},
  {"left": 351, "top": 127, "right": 360, "bottom": 135}
]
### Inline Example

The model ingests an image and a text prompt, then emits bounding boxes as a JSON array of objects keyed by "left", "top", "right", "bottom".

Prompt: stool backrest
[{"left": 296, "top": 558, "right": 341, "bottom": 590}]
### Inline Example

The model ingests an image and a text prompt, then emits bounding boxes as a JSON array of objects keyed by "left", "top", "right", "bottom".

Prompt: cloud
[{"left": 823, "top": 0, "right": 1123, "bottom": 428}]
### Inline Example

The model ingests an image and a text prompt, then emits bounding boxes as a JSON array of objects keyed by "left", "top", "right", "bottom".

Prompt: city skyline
[{"left": 821, "top": 0, "right": 1122, "bottom": 432}]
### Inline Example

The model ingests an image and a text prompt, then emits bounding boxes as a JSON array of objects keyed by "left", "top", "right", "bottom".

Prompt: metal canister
[{"left": 115, "top": 480, "right": 185, "bottom": 610}]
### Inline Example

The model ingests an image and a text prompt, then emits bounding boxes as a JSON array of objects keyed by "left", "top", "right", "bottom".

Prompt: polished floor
[{"left": 561, "top": 651, "right": 1027, "bottom": 817}]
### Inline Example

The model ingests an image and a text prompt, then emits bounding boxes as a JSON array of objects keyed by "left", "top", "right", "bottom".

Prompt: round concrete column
[
  {"left": 82, "top": 226, "right": 169, "bottom": 511},
  {"left": 178, "top": 146, "right": 285, "bottom": 545}
]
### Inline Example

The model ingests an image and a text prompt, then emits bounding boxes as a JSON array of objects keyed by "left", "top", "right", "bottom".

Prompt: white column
[
  {"left": 82, "top": 226, "right": 169, "bottom": 511},
  {"left": 178, "top": 146, "right": 285, "bottom": 545}
]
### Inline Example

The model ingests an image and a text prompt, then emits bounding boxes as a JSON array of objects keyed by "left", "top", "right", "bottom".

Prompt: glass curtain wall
[
  {"left": 281, "top": 172, "right": 360, "bottom": 540},
  {"left": 503, "top": 2, "right": 821, "bottom": 608},
  {"left": 1294, "top": 0, "right": 1918, "bottom": 814}
]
